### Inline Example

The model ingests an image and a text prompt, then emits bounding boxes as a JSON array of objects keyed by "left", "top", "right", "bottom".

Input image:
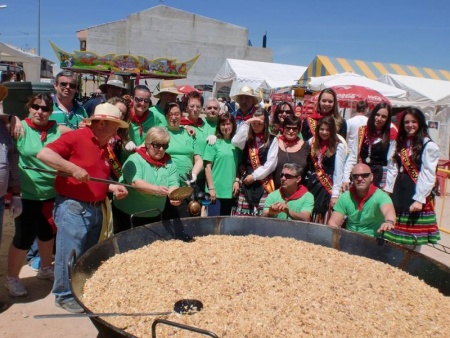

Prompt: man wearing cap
[
  {"left": 328, "top": 163, "right": 396, "bottom": 237},
  {"left": 83, "top": 74, "right": 127, "bottom": 117},
  {"left": 37, "top": 103, "right": 128, "bottom": 313},
  {"left": 232, "top": 85, "right": 261, "bottom": 128},
  {"left": 50, "top": 70, "right": 88, "bottom": 130},
  {"left": 150, "top": 80, "right": 182, "bottom": 128}
]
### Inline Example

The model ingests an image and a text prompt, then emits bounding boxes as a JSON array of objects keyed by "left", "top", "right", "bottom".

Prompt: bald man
[{"left": 328, "top": 163, "right": 396, "bottom": 237}]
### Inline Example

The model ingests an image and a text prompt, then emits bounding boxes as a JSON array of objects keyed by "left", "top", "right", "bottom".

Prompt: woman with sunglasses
[
  {"left": 301, "top": 88, "right": 347, "bottom": 142},
  {"left": 232, "top": 107, "right": 278, "bottom": 216},
  {"left": 342, "top": 103, "right": 397, "bottom": 191},
  {"left": 204, "top": 113, "right": 241, "bottom": 216},
  {"left": 162, "top": 102, "right": 203, "bottom": 219},
  {"left": 5, "top": 93, "right": 62, "bottom": 297},
  {"left": 112, "top": 127, "right": 180, "bottom": 233},
  {"left": 273, "top": 116, "right": 310, "bottom": 189},
  {"left": 270, "top": 101, "right": 295, "bottom": 136},
  {"left": 305, "top": 115, "right": 346, "bottom": 224},
  {"left": 383, "top": 108, "right": 440, "bottom": 248}
]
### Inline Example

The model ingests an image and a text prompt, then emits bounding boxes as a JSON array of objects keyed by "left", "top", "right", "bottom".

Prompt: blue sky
[{"left": 1, "top": 0, "right": 450, "bottom": 72}]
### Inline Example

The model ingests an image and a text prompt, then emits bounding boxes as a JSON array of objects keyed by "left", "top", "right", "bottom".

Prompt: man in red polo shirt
[{"left": 37, "top": 103, "right": 128, "bottom": 313}]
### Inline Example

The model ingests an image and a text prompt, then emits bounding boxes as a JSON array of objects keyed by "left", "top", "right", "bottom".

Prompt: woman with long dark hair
[
  {"left": 270, "top": 101, "right": 295, "bottom": 136},
  {"left": 232, "top": 108, "right": 278, "bottom": 216},
  {"left": 306, "top": 115, "right": 346, "bottom": 223},
  {"left": 204, "top": 113, "right": 241, "bottom": 216},
  {"left": 384, "top": 108, "right": 440, "bottom": 248},
  {"left": 342, "top": 102, "right": 397, "bottom": 190},
  {"left": 301, "top": 88, "right": 347, "bottom": 141}
]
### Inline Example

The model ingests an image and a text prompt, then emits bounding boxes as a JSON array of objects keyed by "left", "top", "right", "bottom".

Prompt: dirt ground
[{"left": 0, "top": 194, "right": 449, "bottom": 338}]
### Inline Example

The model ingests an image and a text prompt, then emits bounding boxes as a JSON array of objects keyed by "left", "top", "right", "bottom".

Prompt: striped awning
[{"left": 298, "top": 55, "right": 450, "bottom": 87}]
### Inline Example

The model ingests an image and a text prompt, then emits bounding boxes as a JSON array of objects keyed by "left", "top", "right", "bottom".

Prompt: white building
[{"left": 76, "top": 5, "right": 272, "bottom": 91}]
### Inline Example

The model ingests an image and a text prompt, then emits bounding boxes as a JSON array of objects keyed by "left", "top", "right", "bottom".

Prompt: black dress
[
  {"left": 359, "top": 139, "right": 389, "bottom": 188},
  {"left": 305, "top": 152, "right": 336, "bottom": 216},
  {"left": 273, "top": 142, "right": 310, "bottom": 189}
]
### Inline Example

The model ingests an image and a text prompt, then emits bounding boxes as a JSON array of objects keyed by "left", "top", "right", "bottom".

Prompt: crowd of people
[{"left": 0, "top": 71, "right": 442, "bottom": 313}]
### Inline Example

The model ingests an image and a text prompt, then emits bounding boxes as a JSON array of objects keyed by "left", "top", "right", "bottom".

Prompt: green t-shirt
[
  {"left": 129, "top": 110, "right": 161, "bottom": 146},
  {"left": 203, "top": 118, "right": 217, "bottom": 138},
  {"left": 263, "top": 189, "right": 314, "bottom": 220},
  {"left": 49, "top": 102, "right": 87, "bottom": 130},
  {"left": 16, "top": 121, "right": 60, "bottom": 200},
  {"left": 166, "top": 128, "right": 201, "bottom": 184},
  {"left": 114, "top": 152, "right": 179, "bottom": 217},
  {"left": 149, "top": 106, "right": 167, "bottom": 127},
  {"left": 203, "top": 139, "right": 241, "bottom": 199},
  {"left": 333, "top": 189, "right": 393, "bottom": 237}
]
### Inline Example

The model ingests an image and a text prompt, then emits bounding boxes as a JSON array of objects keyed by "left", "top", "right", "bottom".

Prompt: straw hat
[
  {"left": 231, "top": 85, "right": 261, "bottom": 105},
  {"left": 153, "top": 80, "right": 182, "bottom": 98},
  {"left": 85, "top": 103, "right": 129, "bottom": 128},
  {"left": 99, "top": 74, "right": 126, "bottom": 92}
]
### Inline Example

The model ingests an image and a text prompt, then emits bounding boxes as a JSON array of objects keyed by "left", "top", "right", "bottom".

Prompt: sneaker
[
  {"left": 37, "top": 265, "right": 54, "bottom": 281},
  {"left": 55, "top": 299, "right": 85, "bottom": 314},
  {"left": 28, "top": 256, "right": 41, "bottom": 272},
  {"left": 4, "top": 277, "right": 27, "bottom": 297}
]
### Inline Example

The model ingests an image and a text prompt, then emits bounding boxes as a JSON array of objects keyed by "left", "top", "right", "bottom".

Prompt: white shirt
[{"left": 346, "top": 115, "right": 368, "bottom": 146}]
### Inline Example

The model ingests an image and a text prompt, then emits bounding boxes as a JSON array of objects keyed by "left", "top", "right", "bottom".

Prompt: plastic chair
[{"left": 436, "top": 159, "right": 450, "bottom": 196}]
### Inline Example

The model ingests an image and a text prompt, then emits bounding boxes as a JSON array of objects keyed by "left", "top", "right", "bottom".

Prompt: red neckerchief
[
  {"left": 130, "top": 108, "right": 149, "bottom": 136},
  {"left": 278, "top": 135, "right": 300, "bottom": 147},
  {"left": 309, "top": 112, "right": 323, "bottom": 120},
  {"left": 25, "top": 118, "right": 56, "bottom": 141},
  {"left": 349, "top": 183, "right": 378, "bottom": 211},
  {"left": 235, "top": 107, "right": 257, "bottom": 121},
  {"left": 135, "top": 146, "right": 171, "bottom": 168},
  {"left": 390, "top": 127, "right": 398, "bottom": 140},
  {"left": 364, "top": 129, "right": 382, "bottom": 146},
  {"left": 254, "top": 132, "right": 265, "bottom": 145},
  {"left": 319, "top": 139, "right": 329, "bottom": 157},
  {"left": 180, "top": 117, "right": 204, "bottom": 127},
  {"left": 280, "top": 185, "right": 308, "bottom": 201}
]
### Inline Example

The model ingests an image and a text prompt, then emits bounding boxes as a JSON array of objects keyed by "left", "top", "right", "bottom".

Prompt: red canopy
[
  {"left": 311, "top": 85, "right": 390, "bottom": 109},
  {"left": 177, "top": 85, "right": 203, "bottom": 94}
]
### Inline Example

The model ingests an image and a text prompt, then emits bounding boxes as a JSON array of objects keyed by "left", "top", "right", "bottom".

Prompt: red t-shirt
[{"left": 45, "top": 127, "right": 110, "bottom": 202}]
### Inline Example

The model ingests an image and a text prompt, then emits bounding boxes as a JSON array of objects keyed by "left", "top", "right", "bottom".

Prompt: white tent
[
  {"left": 308, "top": 72, "right": 408, "bottom": 100},
  {"left": 212, "top": 59, "right": 307, "bottom": 98},
  {"left": 379, "top": 73, "right": 450, "bottom": 159},
  {"left": 378, "top": 74, "right": 450, "bottom": 107},
  {"left": 0, "top": 42, "right": 41, "bottom": 81}
]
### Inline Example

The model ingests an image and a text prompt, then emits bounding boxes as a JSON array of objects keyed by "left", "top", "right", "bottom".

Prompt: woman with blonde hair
[
  {"left": 301, "top": 88, "right": 347, "bottom": 141},
  {"left": 113, "top": 127, "right": 180, "bottom": 233}
]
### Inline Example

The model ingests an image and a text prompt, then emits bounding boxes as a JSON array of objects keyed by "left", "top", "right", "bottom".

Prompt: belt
[{"left": 58, "top": 195, "right": 104, "bottom": 207}]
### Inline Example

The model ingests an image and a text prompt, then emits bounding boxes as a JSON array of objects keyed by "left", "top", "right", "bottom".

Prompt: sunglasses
[
  {"left": 284, "top": 126, "right": 299, "bottom": 132},
  {"left": 280, "top": 172, "right": 298, "bottom": 179},
  {"left": 280, "top": 110, "right": 292, "bottom": 115},
  {"left": 58, "top": 82, "right": 77, "bottom": 90},
  {"left": 134, "top": 97, "right": 151, "bottom": 103},
  {"left": 351, "top": 173, "right": 371, "bottom": 180},
  {"left": 206, "top": 106, "right": 219, "bottom": 110},
  {"left": 31, "top": 104, "right": 51, "bottom": 112},
  {"left": 150, "top": 142, "right": 169, "bottom": 150}
]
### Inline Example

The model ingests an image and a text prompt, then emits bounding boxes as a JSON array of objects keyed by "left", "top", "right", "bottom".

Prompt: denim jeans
[
  {"left": 0, "top": 196, "right": 4, "bottom": 244},
  {"left": 52, "top": 195, "right": 103, "bottom": 304}
]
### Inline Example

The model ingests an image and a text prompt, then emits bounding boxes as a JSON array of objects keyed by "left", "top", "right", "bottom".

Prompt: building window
[{"left": 80, "top": 41, "right": 86, "bottom": 51}]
